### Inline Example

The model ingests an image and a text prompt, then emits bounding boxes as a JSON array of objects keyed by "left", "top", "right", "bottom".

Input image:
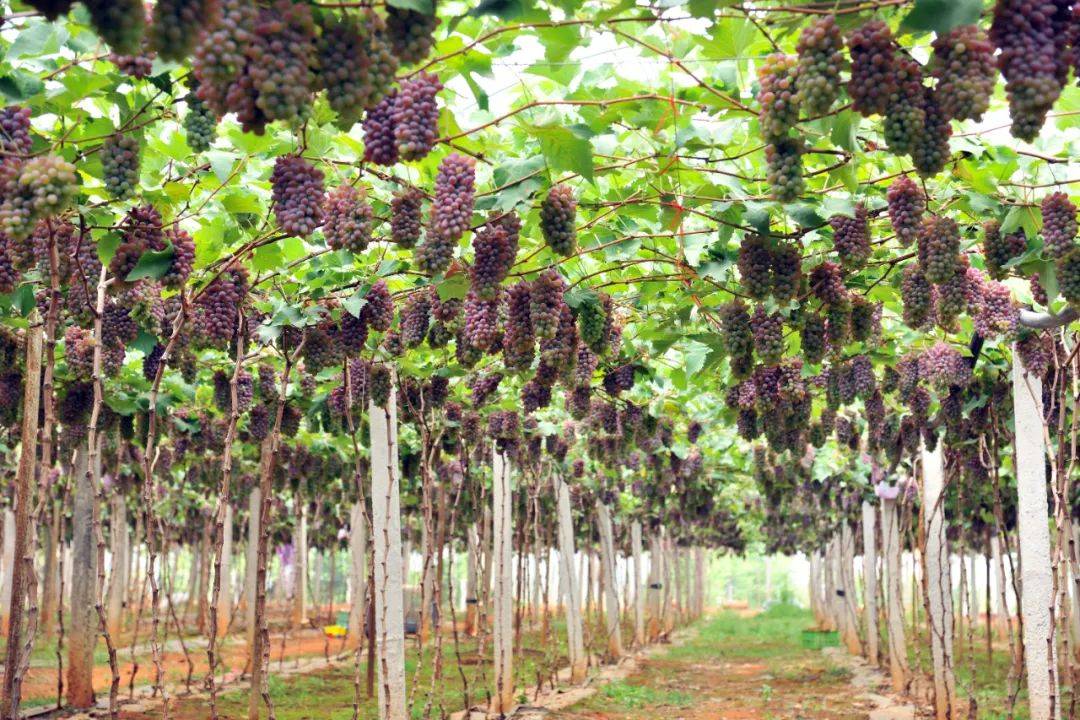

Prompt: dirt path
[{"left": 548, "top": 607, "right": 884, "bottom": 720}]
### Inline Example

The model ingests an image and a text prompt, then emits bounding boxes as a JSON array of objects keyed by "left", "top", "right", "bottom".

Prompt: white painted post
[
  {"left": 555, "top": 473, "right": 586, "bottom": 681},
  {"left": 922, "top": 441, "right": 957, "bottom": 720},
  {"left": 491, "top": 443, "right": 514, "bottom": 714},
  {"left": 862, "top": 501, "right": 878, "bottom": 665},
  {"left": 106, "top": 494, "right": 126, "bottom": 636},
  {"left": 0, "top": 508, "right": 14, "bottom": 634},
  {"left": 465, "top": 524, "right": 479, "bottom": 636},
  {"left": 1012, "top": 355, "right": 1061, "bottom": 720},
  {"left": 838, "top": 525, "right": 863, "bottom": 655},
  {"left": 596, "top": 500, "right": 623, "bottom": 659},
  {"left": 291, "top": 504, "right": 307, "bottom": 629},
  {"left": 631, "top": 521, "right": 645, "bottom": 646},
  {"left": 370, "top": 374, "right": 406, "bottom": 720},
  {"left": 348, "top": 502, "right": 367, "bottom": 648},
  {"left": 694, "top": 546, "right": 705, "bottom": 617},
  {"left": 882, "top": 496, "right": 908, "bottom": 692},
  {"left": 245, "top": 487, "right": 260, "bottom": 646}
]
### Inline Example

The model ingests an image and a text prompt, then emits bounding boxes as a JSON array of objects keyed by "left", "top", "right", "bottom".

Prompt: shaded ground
[
  {"left": 118, "top": 614, "right": 574, "bottom": 720},
  {"left": 557, "top": 607, "right": 867, "bottom": 720}
]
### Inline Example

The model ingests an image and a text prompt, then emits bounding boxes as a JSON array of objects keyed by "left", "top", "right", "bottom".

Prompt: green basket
[{"left": 800, "top": 629, "right": 840, "bottom": 649}]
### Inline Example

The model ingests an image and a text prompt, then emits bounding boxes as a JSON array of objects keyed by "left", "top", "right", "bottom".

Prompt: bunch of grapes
[
  {"left": 302, "top": 323, "right": 344, "bottom": 371},
  {"left": 392, "top": 72, "right": 442, "bottom": 161},
  {"left": 990, "top": 0, "right": 1072, "bottom": 141},
  {"left": 910, "top": 89, "right": 952, "bottom": 178},
  {"left": 387, "top": 6, "right": 439, "bottom": 65},
  {"left": 540, "top": 183, "right": 577, "bottom": 257},
  {"left": 184, "top": 93, "right": 217, "bottom": 152},
  {"left": 770, "top": 241, "right": 802, "bottom": 302},
  {"left": 982, "top": 220, "right": 1027, "bottom": 279},
  {"left": 271, "top": 155, "right": 324, "bottom": 237},
  {"left": 0, "top": 106, "right": 32, "bottom": 158},
  {"left": 795, "top": 16, "right": 844, "bottom": 115},
  {"left": 809, "top": 260, "right": 847, "bottom": 305},
  {"left": 577, "top": 292, "right": 612, "bottom": 356},
  {"left": 758, "top": 54, "right": 800, "bottom": 141},
  {"left": 470, "top": 222, "right": 514, "bottom": 299},
  {"left": 935, "top": 259, "right": 970, "bottom": 330},
  {"left": 901, "top": 264, "right": 933, "bottom": 328},
  {"left": 917, "top": 215, "right": 960, "bottom": 284},
  {"left": 149, "top": 0, "right": 219, "bottom": 61},
  {"left": 110, "top": 204, "right": 166, "bottom": 285},
  {"left": 1060, "top": 248, "right": 1080, "bottom": 304},
  {"left": 539, "top": 302, "right": 577, "bottom": 370},
  {"left": 109, "top": 45, "right": 155, "bottom": 79},
  {"left": 323, "top": 185, "right": 372, "bottom": 254},
  {"left": 737, "top": 233, "right": 773, "bottom": 299},
  {"left": 359, "top": 279, "right": 394, "bottom": 332},
  {"left": 1016, "top": 330, "right": 1053, "bottom": 376},
  {"left": 463, "top": 289, "right": 501, "bottom": 351},
  {"left": 886, "top": 176, "right": 925, "bottom": 246},
  {"left": 750, "top": 305, "right": 784, "bottom": 364},
  {"left": 826, "top": 301, "right": 851, "bottom": 348},
  {"left": 1042, "top": 192, "right": 1077, "bottom": 259},
  {"left": 503, "top": 281, "right": 534, "bottom": 371},
  {"left": 764, "top": 136, "right": 804, "bottom": 202},
  {"left": 317, "top": 12, "right": 398, "bottom": 129},
  {"left": 919, "top": 342, "right": 972, "bottom": 389},
  {"left": 338, "top": 310, "right": 369, "bottom": 353},
  {"left": 102, "top": 132, "right": 141, "bottom": 199},
  {"left": 931, "top": 25, "right": 997, "bottom": 122},
  {"left": 192, "top": 0, "right": 255, "bottom": 118},
  {"left": 847, "top": 21, "right": 897, "bottom": 117},
  {"left": 390, "top": 187, "right": 424, "bottom": 248},
  {"left": 850, "top": 355, "right": 876, "bottom": 398},
  {"left": 193, "top": 267, "right": 248, "bottom": 346},
  {"left": 1031, "top": 272, "right": 1049, "bottom": 305},
  {"left": 488, "top": 410, "right": 520, "bottom": 448},
  {"left": 800, "top": 313, "right": 826, "bottom": 364},
  {"left": 468, "top": 375, "right": 501, "bottom": 408},
  {"left": 362, "top": 92, "right": 399, "bottom": 166},
  {"left": 64, "top": 326, "right": 95, "bottom": 380},
  {"left": 84, "top": 0, "right": 146, "bottom": 54},
  {"left": 0, "top": 155, "right": 79, "bottom": 239},
  {"left": 850, "top": 295, "right": 880, "bottom": 343},
  {"left": 400, "top": 290, "right": 432, "bottom": 348},
  {"left": 529, "top": 269, "right": 566, "bottom": 340},
  {"left": 142, "top": 343, "right": 164, "bottom": 382},
  {"left": 419, "top": 154, "right": 474, "bottom": 275},
  {"left": 0, "top": 236, "right": 18, "bottom": 293},
  {"left": 829, "top": 203, "right": 870, "bottom": 268},
  {"left": 973, "top": 279, "right": 1018, "bottom": 338},
  {"left": 883, "top": 57, "right": 926, "bottom": 156}
]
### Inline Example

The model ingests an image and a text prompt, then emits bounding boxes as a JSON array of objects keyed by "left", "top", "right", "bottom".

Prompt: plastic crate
[{"left": 800, "top": 629, "right": 840, "bottom": 649}]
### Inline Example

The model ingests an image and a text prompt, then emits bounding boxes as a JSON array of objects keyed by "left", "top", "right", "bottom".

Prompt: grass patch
[{"left": 591, "top": 680, "right": 694, "bottom": 710}]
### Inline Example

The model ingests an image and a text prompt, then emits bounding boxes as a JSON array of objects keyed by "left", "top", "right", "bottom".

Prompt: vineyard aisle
[{"left": 550, "top": 608, "right": 908, "bottom": 720}]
